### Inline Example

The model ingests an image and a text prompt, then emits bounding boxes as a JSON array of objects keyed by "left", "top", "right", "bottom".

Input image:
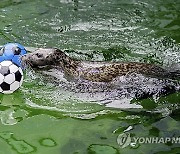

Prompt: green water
[{"left": 0, "top": 0, "right": 180, "bottom": 153}]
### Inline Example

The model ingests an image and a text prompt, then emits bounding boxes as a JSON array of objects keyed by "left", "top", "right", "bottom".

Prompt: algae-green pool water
[{"left": 0, "top": 0, "right": 180, "bottom": 153}]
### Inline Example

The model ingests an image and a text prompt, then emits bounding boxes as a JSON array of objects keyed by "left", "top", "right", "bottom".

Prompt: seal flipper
[{"left": 166, "top": 63, "right": 180, "bottom": 79}]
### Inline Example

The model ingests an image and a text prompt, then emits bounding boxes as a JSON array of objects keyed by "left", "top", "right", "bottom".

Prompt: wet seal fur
[{"left": 21, "top": 48, "right": 179, "bottom": 82}]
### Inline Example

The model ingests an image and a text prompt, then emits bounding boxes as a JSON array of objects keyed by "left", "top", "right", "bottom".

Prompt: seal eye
[
  {"left": 14, "top": 47, "right": 21, "bottom": 55},
  {"left": 36, "top": 53, "right": 43, "bottom": 58}
]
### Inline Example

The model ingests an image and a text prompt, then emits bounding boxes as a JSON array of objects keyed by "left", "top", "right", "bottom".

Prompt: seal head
[{"left": 21, "top": 48, "right": 60, "bottom": 67}]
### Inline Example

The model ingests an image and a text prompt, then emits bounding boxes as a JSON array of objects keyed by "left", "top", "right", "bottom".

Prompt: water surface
[{"left": 0, "top": 0, "right": 180, "bottom": 153}]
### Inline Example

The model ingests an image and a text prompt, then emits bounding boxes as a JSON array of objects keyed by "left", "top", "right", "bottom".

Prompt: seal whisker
[{"left": 21, "top": 58, "right": 33, "bottom": 69}]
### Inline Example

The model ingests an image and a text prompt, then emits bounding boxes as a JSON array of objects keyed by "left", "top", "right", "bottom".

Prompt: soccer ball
[
  {"left": 0, "top": 61, "right": 23, "bottom": 94},
  {"left": 0, "top": 43, "right": 27, "bottom": 69}
]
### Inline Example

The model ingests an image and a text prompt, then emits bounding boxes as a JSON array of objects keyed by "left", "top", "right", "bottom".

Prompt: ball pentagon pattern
[{"left": 0, "top": 61, "right": 23, "bottom": 94}]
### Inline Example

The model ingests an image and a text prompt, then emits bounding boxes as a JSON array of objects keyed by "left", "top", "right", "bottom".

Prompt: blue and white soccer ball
[
  {"left": 0, "top": 43, "right": 27, "bottom": 69},
  {"left": 0, "top": 61, "right": 23, "bottom": 94}
]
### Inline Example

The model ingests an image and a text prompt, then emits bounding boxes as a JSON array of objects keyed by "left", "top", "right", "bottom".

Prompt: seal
[{"left": 21, "top": 48, "right": 178, "bottom": 82}]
